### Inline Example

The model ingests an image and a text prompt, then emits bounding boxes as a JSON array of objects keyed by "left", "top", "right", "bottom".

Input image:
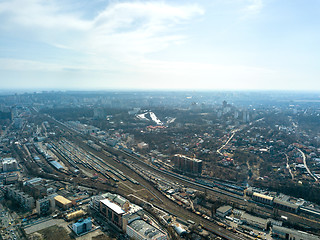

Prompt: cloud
[
  {"left": 241, "top": 0, "right": 264, "bottom": 17},
  {"left": 0, "top": 0, "right": 90, "bottom": 30},
  {"left": 0, "top": 0, "right": 204, "bottom": 70}
]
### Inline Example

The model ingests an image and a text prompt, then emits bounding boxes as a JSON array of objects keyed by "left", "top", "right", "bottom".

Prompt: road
[
  {"left": 297, "top": 148, "right": 318, "bottom": 182},
  {"left": 217, "top": 130, "right": 237, "bottom": 156},
  {"left": 284, "top": 153, "right": 294, "bottom": 180}
]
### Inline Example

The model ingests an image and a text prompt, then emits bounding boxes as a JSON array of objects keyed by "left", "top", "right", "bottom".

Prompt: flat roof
[
  {"left": 100, "top": 199, "right": 125, "bottom": 215},
  {"left": 273, "top": 198, "right": 299, "bottom": 209},
  {"left": 54, "top": 195, "right": 72, "bottom": 205},
  {"left": 174, "top": 154, "right": 202, "bottom": 162},
  {"left": 217, "top": 205, "right": 232, "bottom": 213},
  {"left": 242, "top": 213, "right": 268, "bottom": 224},
  {"left": 50, "top": 161, "right": 64, "bottom": 169},
  {"left": 253, "top": 192, "right": 274, "bottom": 201},
  {"left": 129, "top": 220, "right": 164, "bottom": 239},
  {"left": 273, "top": 226, "right": 320, "bottom": 240}
]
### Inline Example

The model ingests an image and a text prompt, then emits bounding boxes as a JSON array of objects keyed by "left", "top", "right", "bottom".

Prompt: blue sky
[{"left": 0, "top": 0, "right": 319, "bottom": 91}]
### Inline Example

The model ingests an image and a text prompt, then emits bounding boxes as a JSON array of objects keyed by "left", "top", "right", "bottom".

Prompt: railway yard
[{"left": 4, "top": 110, "right": 318, "bottom": 240}]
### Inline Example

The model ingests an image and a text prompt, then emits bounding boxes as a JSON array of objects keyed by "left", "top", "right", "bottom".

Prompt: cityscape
[
  {"left": 0, "top": 91, "right": 319, "bottom": 240},
  {"left": 1, "top": 0, "right": 320, "bottom": 239}
]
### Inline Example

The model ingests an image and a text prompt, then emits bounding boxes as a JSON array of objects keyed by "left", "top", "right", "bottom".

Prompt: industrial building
[
  {"left": 66, "top": 210, "right": 86, "bottom": 221},
  {"left": 272, "top": 225, "right": 320, "bottom": 240},
  {"left": 50, "top": 161, "right": 64, "bottom": 170},
  {"left": 54, "top": 195, "right": 72, "bottom": 210},
  {"left": 173, "top": 154, "right": 202, "bottom": 175},
  {"left": 173, "top": 224, "right": 187, "bottom": 237},
  {"left": 216, "top": 205, "right": 233, "bottom": 218},
  {"left": 127, "top": 219, "right": 167, "bottom": 240},
  {"left": 246, "top": 188, "right": 302, "bottom": 214},
  {"left": 240, "top": 213, "right": 270, "bottom": 230},
  {"left": 273, "top": 198, "right": 300, "bottom": 213},
  {"left": 252, "top": 192, "right": 273, "bottom": 205},
  {"left": 72, "top": 218, "right": 92, "bottom": 235}
]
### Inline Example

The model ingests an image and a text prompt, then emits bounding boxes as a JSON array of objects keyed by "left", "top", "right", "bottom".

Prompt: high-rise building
[
  {"left": 36, "top": 194, "right": 57, "bottom": 215},
  {"left": 93, "top": 192, "right": 142, "bottom": 231},
  {"left": 2, "top": 158, "right": 18, "bottom": 172},
  {"left": 6, "top": 185, "right": 35, "bottom": 210},
  {"left": 173, "top": 154, "right": 202, "bottom": 175}
]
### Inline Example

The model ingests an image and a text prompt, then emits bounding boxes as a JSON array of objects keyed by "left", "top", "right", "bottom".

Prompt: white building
[
  {"left": 2, "top": 158, "right": 18, "bottom": 172},
  {"left": 127, "top": 219, "right": 167, "bottom": 240}
]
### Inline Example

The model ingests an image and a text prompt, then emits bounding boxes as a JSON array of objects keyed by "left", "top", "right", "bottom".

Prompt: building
[
  {"left": 72, "top": 218, "right": 92, "bottom": 235},
  {"left": 2, "top": 158, "right": 18, "bottom": 172},
  {"left": 272, "top": 225, "right": 320, "bottom": 240},
  {"left": 216, "top": 205, "right": 233, "bottom": 218},
  {"left": 6, "top": 185, "right": 35, "bottom": 210},
  {"left": 54, "top": 195, "right": 72, "bottom": 210},
  {"left": 252, "top": 192, "right": 274, "bottom": 205},
  {"left": 66, "top": 210, "right": 86, "bottom": 221},
  {"left": 273, "top": 198, "right": 300, "bottom": 213},
  {"left": 137, "top": 142, "right": 149, "bottom": 149},
  {"left": 36, "top": 194, "right": 57, "bottom": 215},
  {"left": 173, "top": 154, "right": 202, "bottom": 175},
  {"left": 100, "top": 199, "right": 125, "bottom": 228},
  {"left": 23, "top": 177, "right": 48, "bottom": 198},
  {"left": 50, "top": 161, "right": 64, "bottom": 170},
  {"left": 127, "top": 219, "right": 167, "bottom": 240},
  {"left": 2, "top": 173, "right": 18, "bottom": 184},
  {"left": 240, "top": 213, "right": 269, "bottom": 230},
  {"left": 173, "top": 224, "right": 187, "bottom": 237},
  {"left": 93, "top": 193, "right": 143, "bottom": 231}
]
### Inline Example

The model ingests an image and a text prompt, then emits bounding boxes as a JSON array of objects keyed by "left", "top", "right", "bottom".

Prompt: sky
[{"left": 0, "top": 0, "right": 320, "bottom": 91}]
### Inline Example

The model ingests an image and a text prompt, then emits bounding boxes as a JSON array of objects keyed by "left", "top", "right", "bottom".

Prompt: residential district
[{"left": 0, "top": 91, "right": 319, "bottom": 240}]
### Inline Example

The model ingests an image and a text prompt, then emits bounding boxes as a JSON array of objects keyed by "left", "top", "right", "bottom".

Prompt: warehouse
[{"left": 54, "top": 195, "right": 72, "bottom": 210}]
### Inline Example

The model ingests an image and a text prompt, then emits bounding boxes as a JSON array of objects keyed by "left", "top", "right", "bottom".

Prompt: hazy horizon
[{"left": 1, "top": 0, "right": 320, "bottom": 91}]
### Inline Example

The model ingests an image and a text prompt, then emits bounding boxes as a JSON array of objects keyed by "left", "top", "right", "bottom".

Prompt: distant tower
[
  {"left": 234, "top": 111, "right": 239, "bottom": 119},
  {"left": 222, "top": 100, "right": 227, "bottom": 108},
  {"left": 243, "top": 111, "right": 250, "bottom": 123}
]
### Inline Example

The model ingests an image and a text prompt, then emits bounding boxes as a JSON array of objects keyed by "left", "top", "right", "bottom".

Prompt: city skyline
[{"left": 1, "top": 0, "right": 320, "bottom": 91}]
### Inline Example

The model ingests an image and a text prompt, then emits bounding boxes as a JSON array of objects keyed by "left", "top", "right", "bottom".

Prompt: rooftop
[
  {"left": 100, "top": 199, "right": 125, "bottom": 215},
  {"left": 129, "top": 220, "right": 164, "bottom": 239},
  {"left": 174, "top": 154, "right": 202, "bottom": 163},
  {"left": 253, "top": 192, "right": 274, "bottom": 201},
  {"left": 216, "top": 205, "right": 232, "bottom": 214},
  {"left": 50, "top": 161, "right": 64, "bottom": 170},
  {"left": 54, "top": 195, "right": 72, "bottom": 205}
]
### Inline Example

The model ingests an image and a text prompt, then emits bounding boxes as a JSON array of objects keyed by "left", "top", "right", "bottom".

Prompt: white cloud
[
  {"left": 0, "top": 0, "right": 204, "bottom": 69},
  {"left": 241, "top": 0, "right": 264, "bottom": 17},
  {"left": 0, "top": 0, "right": 90, "bottom": 30}
]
